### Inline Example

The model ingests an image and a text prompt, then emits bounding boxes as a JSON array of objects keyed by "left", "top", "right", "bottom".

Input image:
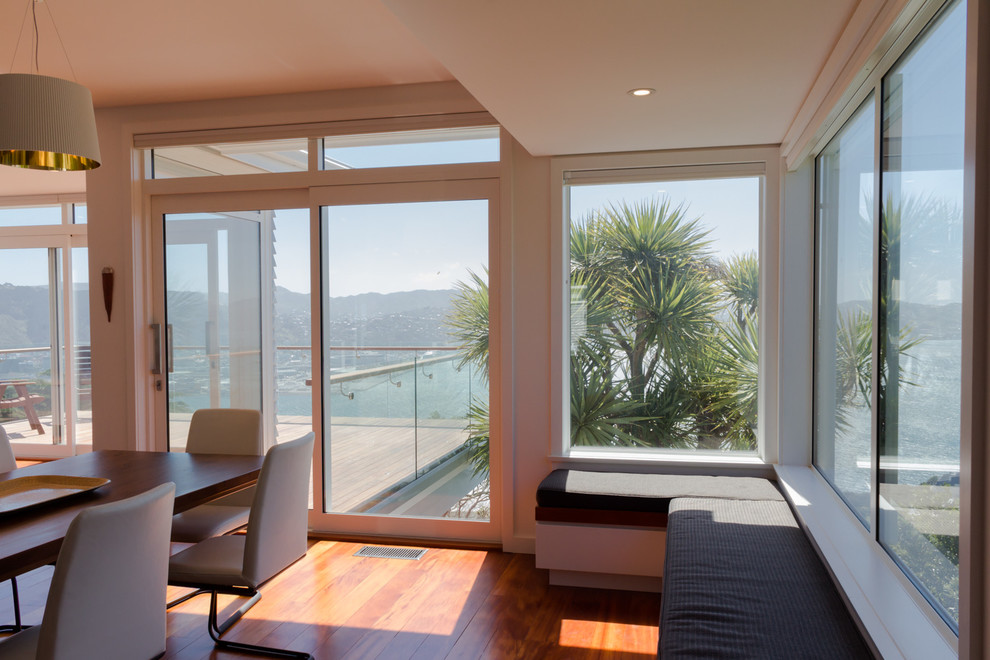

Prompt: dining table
[{"left": 0, "top": 449, "right": 266, "bottom": 583}]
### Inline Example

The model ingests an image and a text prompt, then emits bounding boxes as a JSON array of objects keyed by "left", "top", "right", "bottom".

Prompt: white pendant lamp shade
[{"left": 0, "top": 73, "right": 101, "bottom": 171}]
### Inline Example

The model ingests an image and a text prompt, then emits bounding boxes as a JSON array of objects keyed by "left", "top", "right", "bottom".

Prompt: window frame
[
  {"left": 550, "top": 147, "right": 780, "bottom": 468},
  {"left": 792, "top": 0, "right": 967, "bottom": 655},
  {"left": 139, "top": 116, "right": 504, "bottom": 543},
  {"left": 0, "top": 195, "right": 90, "bottom": 459}
]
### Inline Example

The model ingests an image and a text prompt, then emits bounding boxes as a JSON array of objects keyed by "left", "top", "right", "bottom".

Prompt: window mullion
[{"left": 870, "top": 88, "right": 883, "bottom": 539}]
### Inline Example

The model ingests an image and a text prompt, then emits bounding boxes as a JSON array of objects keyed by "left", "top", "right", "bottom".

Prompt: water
[
  {"left": 830, "top": 338, "right": 961, "bottom": 494},
  {"left": 167, "top": 349, "right": 489, "bottom": 423}
]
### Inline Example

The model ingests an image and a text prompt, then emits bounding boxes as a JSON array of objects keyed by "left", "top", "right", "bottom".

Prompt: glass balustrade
[
  {"left": 0, "top": 346, "right": 92, "bottom": 446},
  {"left": 164, "top": 344, "right": 488, "bottom": 518}
]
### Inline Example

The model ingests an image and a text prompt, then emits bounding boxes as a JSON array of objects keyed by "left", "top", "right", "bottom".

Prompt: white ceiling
[
  {"left": 0, "top": 0, "right": 859, "bottom": 193},
  {"left": 383, "top": 0, "right": 860, "bottom": 156}
]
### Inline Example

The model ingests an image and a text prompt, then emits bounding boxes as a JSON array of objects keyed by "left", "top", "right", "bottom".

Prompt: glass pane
[
  {"left": 151, "top": 139, "right": 309, "bottom": 179},
  {"left": 73, "top": 204, "right": 87, "bottom": 225},
  {"left": 164, "top": 212, "right": 263, "bottom": 450},
  {"left": 0, "top": 205, "right": 61, "bottom": 227},
  {"left": 878, "top": 0, "right": 964, "bottom": 626},
  {"left": 322, "top": 200, "right": 489, "bottom": 520},
  {"left": 0, "top": 248, "right": 62, "bottom": 443},
  {"left": 814, "top": 96, "right": 875, "bottom": 527},
  {"left": 322, "top": 126, "right": 499, "bottom": 169},
  {"left": 568, "top": 177, "right": 760, "bottom": 452},
  {"left": 273, "top": 209, "right": 313, "bottom": 444},
  {"left": 71, "top": 248, "right": 92, "bottom": 447}
]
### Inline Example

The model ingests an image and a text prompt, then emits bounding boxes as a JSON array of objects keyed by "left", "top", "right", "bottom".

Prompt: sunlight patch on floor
[{"left": 559, "top": 618, "right": 658, "bottom": 653}]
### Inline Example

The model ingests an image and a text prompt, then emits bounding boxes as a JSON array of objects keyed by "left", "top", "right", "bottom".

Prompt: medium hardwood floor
[{"left": 0, "top": 540, "right": 660, "bottom": 659}]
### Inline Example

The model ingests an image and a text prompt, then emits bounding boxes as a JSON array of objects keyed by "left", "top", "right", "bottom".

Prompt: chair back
[
  {"left": 185, "top": 408, "right": 263, "bottom": 508},
  {"left": 38, "top": 483, "right": 176, "bottom": 660},
  {"left": 185, "top": 408, "right": 263, "bottom": 456},
  {"left": 243, "top": 433, "right": 314, "bottom": 587},
  {"left": 0, "top": 426, "right": 16, "bottom": 473}
]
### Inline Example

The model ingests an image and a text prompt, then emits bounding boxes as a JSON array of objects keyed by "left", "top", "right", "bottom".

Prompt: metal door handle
[
  {"left": 167, "top": 324, "right": 174, "bottom": 374},
  {"left": 151, "top": 323, "right": 162, "bottom": 375}
]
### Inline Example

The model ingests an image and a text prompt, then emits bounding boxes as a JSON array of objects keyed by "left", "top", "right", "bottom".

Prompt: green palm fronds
[
  {"left": 720, "top": 252, "right": 759, "bottom": 325},
  {"left": 570, "top": 351, "right": 649, "bottom": 447},
  {"left": 447, "top": 268, "right": 489, "bottom": 380},
  {"left": 463, "top": 398, "right": 490, "bottom": 476}
]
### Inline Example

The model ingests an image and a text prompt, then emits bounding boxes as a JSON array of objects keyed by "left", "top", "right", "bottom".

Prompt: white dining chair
[
  {"left": 0, "top": 426, "right": 16, "bottom": 473},
  {"left": 170, "top": 408, "right": 264, "bottom": 543},
  {"left": 0, "top": 425, "right": 23, "bottom": 635},
  {"left": 0, "top": 482, "right": 176, "bottom": 660},
  {"left": 168, "top": 432, "right": 314, "bottom": 660}
]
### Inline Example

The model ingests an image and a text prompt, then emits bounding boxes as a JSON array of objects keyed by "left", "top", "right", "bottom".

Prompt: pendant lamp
[{"left": 0, "top": 2, "right": 101, "bottom": 171}]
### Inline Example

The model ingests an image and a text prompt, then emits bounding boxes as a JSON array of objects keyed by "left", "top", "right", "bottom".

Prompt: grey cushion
[
  {"left": 169, "top": 535, "right": 248, "bottom": 588},
  {"left": 537, "top": 470, "right": 783, "bottom": 513},
  {"left": 171, "top": 504, "right": 250, "bottom": 543},
  {"left": 659, "top": 498, "right": 872, "bottom": 659}
]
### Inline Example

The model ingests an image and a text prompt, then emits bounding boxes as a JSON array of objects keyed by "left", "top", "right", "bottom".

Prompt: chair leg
[
  {"left": 166, "top": 587, "right": 210, "bottom": 609},
  {"left": 205, "top": 590, "right": 312, "bottom": 660},
  {"left": 0, "top": 577, "right": 28, "bottom": 635}
]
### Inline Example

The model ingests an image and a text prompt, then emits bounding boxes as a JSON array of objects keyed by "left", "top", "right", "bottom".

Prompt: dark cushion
[
  {"left": 659, "top": 498, "right": 872, "bottom": 659},
  {"left": 536, "top": 469, "right": 783, "bottom": 513}
]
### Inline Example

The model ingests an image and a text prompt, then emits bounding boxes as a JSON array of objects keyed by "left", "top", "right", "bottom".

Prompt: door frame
[
  {"left": 147, "top": 179, "right": 502, "bottom": 544},
  {"left": 308, "top": 177, "right": 501, "bottom": 543},
  {"left": 149, "top": 190, "right": 308, "bottom": 453}
]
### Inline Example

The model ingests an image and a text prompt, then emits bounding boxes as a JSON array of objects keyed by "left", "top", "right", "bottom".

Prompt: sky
[{"left": 569, "top": 177, "right": 761, "bottom": 262}]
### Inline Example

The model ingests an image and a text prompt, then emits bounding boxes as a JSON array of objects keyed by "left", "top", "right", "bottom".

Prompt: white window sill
[
  {"left": 552, "top": 449, "right": 772, "bottom": 475},
  {"left": 775, "top": 465, "right": 958, "bottom": 660}
]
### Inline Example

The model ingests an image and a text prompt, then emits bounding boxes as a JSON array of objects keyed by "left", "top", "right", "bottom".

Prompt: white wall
[{"left": 502, "top": 137, "right": 552, "bottom": 552}]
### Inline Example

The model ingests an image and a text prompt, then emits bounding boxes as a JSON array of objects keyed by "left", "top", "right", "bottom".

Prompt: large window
[
  {"left": 0, "top": 201, "right": 91, "bottom": 455},
  {"left": 566, "top": 173, "right": 761, "bottom": 454},
  {"left": 814, "top": 0, "right": 964, "bottom": 628},
  {"left": 814, "top": 96, "right": 875, "bottom": 527},
  {"left": 147, "top": 126, "right": 499, "bottom": 179}
]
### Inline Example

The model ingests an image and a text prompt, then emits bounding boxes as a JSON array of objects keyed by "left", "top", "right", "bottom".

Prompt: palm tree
[
  {"left": 446, "top": 268, "right": 491, "bottom": 475},
  {"left": 571, "top": 198, "right": 744, "bottom": 448}
]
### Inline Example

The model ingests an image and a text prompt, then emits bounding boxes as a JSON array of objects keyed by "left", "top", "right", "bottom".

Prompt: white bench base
[{"left": 535, "top": 521, "right": 665, "bottom": 593}]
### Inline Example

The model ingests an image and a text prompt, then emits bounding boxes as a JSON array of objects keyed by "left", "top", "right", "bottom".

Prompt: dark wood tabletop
[{"left": 0, "top": 450, "right": 265, "bottom": 582}]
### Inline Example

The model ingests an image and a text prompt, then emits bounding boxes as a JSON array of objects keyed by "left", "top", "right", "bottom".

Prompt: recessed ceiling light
[{"left": 628, "top": 88, "right": 655, "bottom": 97}]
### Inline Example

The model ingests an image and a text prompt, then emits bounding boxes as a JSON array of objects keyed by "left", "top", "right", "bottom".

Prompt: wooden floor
[{"left": 0, "top": 541, "right": 660, "bottom": 659}]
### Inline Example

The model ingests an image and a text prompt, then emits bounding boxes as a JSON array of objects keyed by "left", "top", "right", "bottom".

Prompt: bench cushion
[
  {"left": 659, "top": 497, "right": 872, "bottom": 659},
  {"left": 536, "top": 469, "right": 783, "bottom": 513}
]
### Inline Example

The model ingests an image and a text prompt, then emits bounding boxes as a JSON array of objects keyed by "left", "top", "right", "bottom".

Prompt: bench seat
[
  {"left": 659, "top": 497, "right": 872, "bottom": 659},
  {"left": 537, "top": 469, "right": 784, "bottom": 514},
  {"left": 534, "top": 470, "right": 786, "bottom": 592},
  {"left": 0, "top": 395, "right": 44, "bottom": 409}
]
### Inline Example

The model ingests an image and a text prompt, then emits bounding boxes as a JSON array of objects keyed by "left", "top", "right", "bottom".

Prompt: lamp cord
[
  {"left": 8, "top": 0, "right": 79, "bottom": 81},
  {"left": 31, "top": 0, "right": 38, "bottom": 74},
  {"left": 43, "top": 1, "right": 80, "bottom": 82},
  {"left": 7, "top": 0, "right": 32, "bottom": 73}
]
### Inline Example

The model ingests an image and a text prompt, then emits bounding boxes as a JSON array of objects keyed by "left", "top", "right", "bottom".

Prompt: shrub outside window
[{"left": 566, "top": 176, "right": 760, "bottom": 453}]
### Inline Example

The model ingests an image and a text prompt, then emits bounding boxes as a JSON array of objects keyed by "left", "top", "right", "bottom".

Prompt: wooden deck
[
  {"left": 325, "top": 418, "right": 469, "bottom": 513},
  {"left": 0, "top": 541, "right": 661, "bottom": 659},
  {"left": 0, "top": 411, "right": 93, "bottom": 446}
]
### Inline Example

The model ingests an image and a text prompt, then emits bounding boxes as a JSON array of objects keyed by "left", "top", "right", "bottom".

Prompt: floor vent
[{"left": 354, "top": 546, "right": 427, "bottom": 561}]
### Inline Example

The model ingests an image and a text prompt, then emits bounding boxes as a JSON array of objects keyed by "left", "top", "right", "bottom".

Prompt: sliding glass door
[
  {"left": 312, "top": 180, "right": 498, "bottom": 540},
  {"left": 162, "top": 212, "right": 263, "bottom": 450},
  {"left": 150, "top": 180, "right": 498, "bottom": 540}
]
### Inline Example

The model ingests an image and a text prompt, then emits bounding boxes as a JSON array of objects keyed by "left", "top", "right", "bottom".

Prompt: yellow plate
[{"left": 0, "top": 475, "right": 110, "bottom": 514}]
